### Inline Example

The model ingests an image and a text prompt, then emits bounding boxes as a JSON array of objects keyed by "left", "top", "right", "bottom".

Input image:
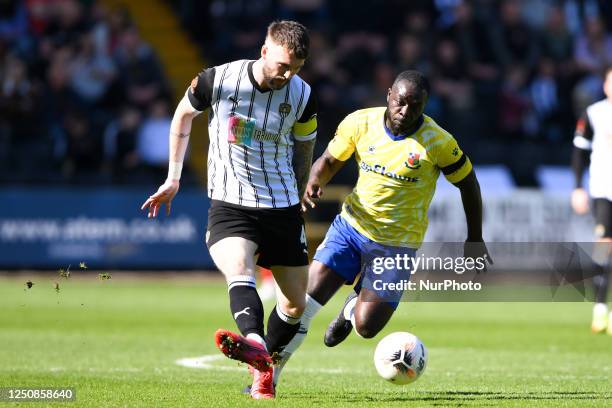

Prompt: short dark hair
[
  {"left": 393, "top": 70, "right": 430, "bottom": 95},
  {"left": 266, "top": 20, "right": 310, "bottom": 60}
]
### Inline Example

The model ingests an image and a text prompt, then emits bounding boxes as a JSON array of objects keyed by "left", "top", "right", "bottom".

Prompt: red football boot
[
  {"left": 250, "top": 365, "right": 275, "bottom": 399},
  {"left": 214, "top": 329, "right": 272, "bottom": 371}
]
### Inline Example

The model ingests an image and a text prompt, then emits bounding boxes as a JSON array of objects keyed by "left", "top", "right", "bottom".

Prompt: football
[{"left": 374, "top": 332, "right": 428, "bottom": 385}]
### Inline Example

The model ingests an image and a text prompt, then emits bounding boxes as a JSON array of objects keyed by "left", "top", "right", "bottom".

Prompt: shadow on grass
[{"left": 286, "top": 390, "right": 610, "bottom": 405}]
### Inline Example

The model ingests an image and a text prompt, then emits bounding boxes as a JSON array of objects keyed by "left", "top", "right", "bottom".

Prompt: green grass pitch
[{"left": 0, "top": 275, "right": 611, "bottom": 407}]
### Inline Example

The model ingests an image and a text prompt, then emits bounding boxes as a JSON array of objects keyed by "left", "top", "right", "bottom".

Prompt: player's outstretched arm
[
  {"left": 453, "top": 170, "right": 492, "bottom": 268},
  {"left": 141, "top": 95, "right": 201, "bottom": 218},
  {"left": 302, "top": 148, "right": 346, "bottom": 211}
]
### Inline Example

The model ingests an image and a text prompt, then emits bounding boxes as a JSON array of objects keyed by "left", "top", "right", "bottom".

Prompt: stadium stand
[{"left": 3, "top": 0, "right": 612, "bottom": 186}]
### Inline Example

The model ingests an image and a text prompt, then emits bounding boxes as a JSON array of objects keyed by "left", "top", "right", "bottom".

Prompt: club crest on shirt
[
  {"left": 405, "top": 152, "right": 421, "bottom": 169},
  {"left": 279, "top": 103, "right": 292, "bottom": 117}
]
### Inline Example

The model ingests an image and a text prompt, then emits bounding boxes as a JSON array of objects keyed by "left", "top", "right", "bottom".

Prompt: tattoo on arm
[
  {"left": 293, "top": 139, "right": 316, "bottom": 199},
  {"left": 171, "top": 132, "right": 191, "bottom": 138}
]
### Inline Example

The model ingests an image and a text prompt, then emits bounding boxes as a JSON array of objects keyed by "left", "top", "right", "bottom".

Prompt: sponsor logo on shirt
[
  {"left": 228, "top": 115, "right": 284, "bottom": 145},
  {"left": 360, "top": 161, "right": 419, "bottom": 182}
]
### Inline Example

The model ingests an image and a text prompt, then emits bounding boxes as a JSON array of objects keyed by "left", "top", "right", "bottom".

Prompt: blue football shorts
[{"left": 313, "top": 215, "right": 416, "bottom": 308}]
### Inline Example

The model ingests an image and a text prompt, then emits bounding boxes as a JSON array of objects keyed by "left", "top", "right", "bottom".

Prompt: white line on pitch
[{"left": 175, "top": 355, "right": 348, "bottom": 374}]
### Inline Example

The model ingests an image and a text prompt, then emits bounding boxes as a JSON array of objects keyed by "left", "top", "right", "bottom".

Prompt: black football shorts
[{"left": 206, "top": 200, "right": 308, "bottom": 267}]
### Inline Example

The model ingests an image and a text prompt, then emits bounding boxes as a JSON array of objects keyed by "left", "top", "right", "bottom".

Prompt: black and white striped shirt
[{"left": 187, "top": 59, "right": 317, "bottom": 208}]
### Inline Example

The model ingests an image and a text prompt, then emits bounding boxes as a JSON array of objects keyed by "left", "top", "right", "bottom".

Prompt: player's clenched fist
[{"left": 141, "top": 180, "right": 180, "bottom": 218}]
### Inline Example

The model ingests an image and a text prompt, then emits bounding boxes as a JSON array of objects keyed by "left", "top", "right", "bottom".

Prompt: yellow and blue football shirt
[{"left": 327, "top": 107, "right": 472, "bottom": 247}]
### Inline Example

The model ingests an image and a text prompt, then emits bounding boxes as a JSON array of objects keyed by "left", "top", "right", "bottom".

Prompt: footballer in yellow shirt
[
  {"left": 272, "top": 71, "right": 491, "bottom": 387},
  {"left": 327, "top": 106, "right": 472, "bottom": 247}
]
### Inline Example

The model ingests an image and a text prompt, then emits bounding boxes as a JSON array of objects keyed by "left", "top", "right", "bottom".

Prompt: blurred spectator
[
  {"left": 540, "top": 5, "right": 575, "bottom": 77},
  {"left": 496, "top": 0, "right": 539, "bottom": 74},
  {"left": 564, "top": 0, "right": 601, "bottom": 35},
  {"left": 88, "top": 3, "right": 111, "bottom": 54},
  {"left": 0, "top": 52, "right": 46, "bottom": 180},
  {"left": 70, "top": 31, "right": 116, "bottom": 107},
  {"left": 498, "top": 65, "right": 532, "bottom": 140},
  {"left": 26, "top": 0, "right": 56, "bottom": 36},
  {"left": 105, "top": 6, "right": 132, "bottom": 53},
  {"left": 444, "top": 1, "right": 503, "bottom": 139},
  {"left": 395, "top": 33, "right": 430, "bottom": 75},
  {"left": 305, "top": 31, "right": 344, "bottom": 112},
  {"left": 574, "top": 16, "right": 612, "bottom": 77},
  {"left": 401, "top": 9, "right": 435, "bottom": 58},
  {"left": 328, "top": 0, "right": 388, "bottom": 33},
  {"left": 598, "top": 0, "right": 612, "bottom": 31},
  {"left": 207, "top": 0, "right": 274, "bottom": 60},
  {"left": 430, "top": 37, "right": 474, "bottom": 140},
  {"left": 520, "top": 0, "right": 556, "bottom": 30},
  {"left": 335, "top": 31, "right": 388, "bottom": 110},
  {"left": 43, "top": 45, "right": 78, "bottom": 125},
  {"left": 42, "top": 0, "right": 89, "bottom": 49},
  {"left": 135, "top": 99, "right": 172, "bottom": 183},
  {"left": 103, "top": 105, "right": 141, "bottom": 184},
  {"left": 0, "top": 0, "right": 27, "bottom": 42},
  {"left": 278, "top": 0, "right": 329, "bottom": 29},
  {"left": 538, "top": 5, "right": 577, "bottom": 131},
  {"left": 363, "top": 61, "right": 395, "bottom": 107},
  {"left": 573, "top": 16, "right": 612, "bottom": 111},
  {"left": 529, "top": 57, "right": 563, "bottom": 141},
  {"left": 434, "top": 0, "right": 462, "bottom": 29},
  {"left": 61, "top": 109, "right": 104, "bottom": 184},
  {"left": 175, "top": 0, "right": 212, "bottom": 41},
  {"left": 446, "top": 1, "right": 503, "bottom": 83},
  {"left": 0, "top": 54, "right": 36, "bottom": 129},
  {"left": 114, "top": 25, "right": 169, "bottom": 109}
]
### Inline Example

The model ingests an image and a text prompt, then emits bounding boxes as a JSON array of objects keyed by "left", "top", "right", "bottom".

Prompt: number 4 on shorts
[{"left": 300, "top": 225, "right": 307, "bottom": 251}]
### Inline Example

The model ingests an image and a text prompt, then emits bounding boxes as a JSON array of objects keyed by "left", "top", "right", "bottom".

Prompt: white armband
[{"left": 168, "top": 161, "right": 183, "bottom": 181}]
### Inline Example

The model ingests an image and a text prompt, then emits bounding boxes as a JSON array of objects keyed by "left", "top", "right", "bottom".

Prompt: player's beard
[
  {"left": 385, "top": 110, "right": 404, "bottom": 134},
  {"left": 386, "top": 109, "right": 418, "bottom": 135},
  {"left": 262, "top": 64, "right": 288, "bottom": 90}
]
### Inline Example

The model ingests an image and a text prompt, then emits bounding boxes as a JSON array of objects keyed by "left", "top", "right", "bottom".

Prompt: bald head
[{"left": 392, "top": 70, "right": 430, "bottom": 95}]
